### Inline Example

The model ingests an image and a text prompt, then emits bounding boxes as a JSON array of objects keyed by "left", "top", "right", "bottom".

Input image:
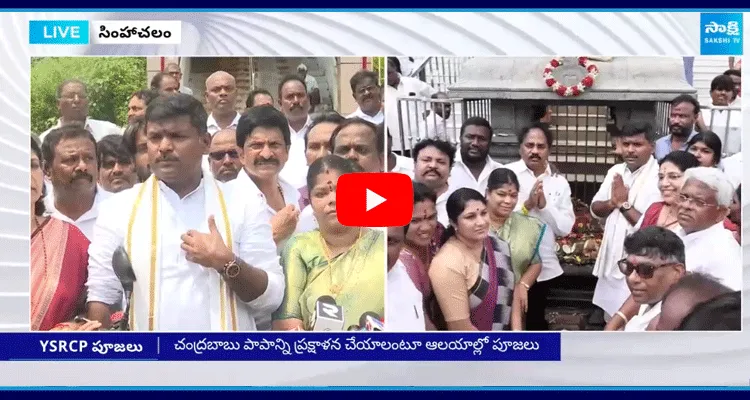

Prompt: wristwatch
[
  {"left": 620, "top": 202, "right": 632, "bottom": 211},
  {"left": 222, "top": 259, "right": 241, "bottom": 279}
]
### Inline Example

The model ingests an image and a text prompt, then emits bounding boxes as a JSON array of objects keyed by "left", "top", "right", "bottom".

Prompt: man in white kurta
[
  {"left": 676, "top": 167, "right": 742, "bottom": 291},
  {"left": 590, "top": 125, "right": 662, "bottom": 319},
  {"left": 412, "top": 139, "right": 456, "bottom": 227},
  {"left": 85, "top": 94, "right": 284, "bottom": 331},
  {"left": 278, "top": 76, "right": 313, "bottom": 189}
]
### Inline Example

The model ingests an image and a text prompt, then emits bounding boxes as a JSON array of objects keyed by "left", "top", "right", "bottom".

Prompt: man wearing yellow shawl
[{"left": 85, "top": 94, "right": 284, "bottom": 331}]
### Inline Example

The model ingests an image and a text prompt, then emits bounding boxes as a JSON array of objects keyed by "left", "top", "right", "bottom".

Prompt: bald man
[
  {"left": 205, "top": 71, "right": 240, "bottom": 136},
  {"left": 164, "top": 62, "right": 194, "bottom": 95},
  {"left": 654, "top": 273, "right": 736, "bottom": 331},
  {"left": 208, "top": 128, "right": 243, "bottom": 182}
]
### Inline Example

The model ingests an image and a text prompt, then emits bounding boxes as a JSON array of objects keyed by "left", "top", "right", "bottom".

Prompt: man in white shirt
[
  {"left": 724, "top": 69, "right": 741, "bottom": 105},
  {"left": 164, "top": 63, "right": 194, "bottom": 96},
  {"left": 412, "top": 138, "right": 456, "bottom": 227},
  {"left": 448, "top": 117, "right": 503, "bottom": 196},
  {"left": 421, "top": 92, "right": 458, "bottom": 143},
  {"left": 699, "top": 75, "right": 741, "bottom": 156},
  {"left": 207, "top": 128, "right": 243, "bottom": 183},
  {"left": 506, "top": 122, "right": 574, "bottom": 330},
  {"left": 387, "top": 127, "right": 414, "bottom": 179},
  {"left": 620, "top": 226, "right": 687, "bottom": 332},
  {"left": 205, "top": 71, "right": 241, "bottom": 136},
  {"left": 590, "top": 122, "right": 662, "bottom": 320},
  {"left": 39, "top": 80, "right": 122, "bottom": 143},
  {"left": 385, "top": 57, "right": 437, "bottom": 155},
  {"left": 346, "top": 70, "right": 384, "bottom": 125},
  {"left": 41, "top": 124, "right": 112, "bottom": 240},
  {"left": 386, "top": 225, "right": 426, "bottom": 331},
  {"left": 721, "top": 151, "right": 742, "bottom": 189},
  {"left": 297, "top": 64, "right": 320, "bottom": 112},
  {"left": 675, "top": 167, "right": 742, "bottom": 291},
  {"left": 85, "top": 94, "right": 283, "bottom": 331},
  {"left": 278, "top": 75, "right": 313, "bottom": 189}
]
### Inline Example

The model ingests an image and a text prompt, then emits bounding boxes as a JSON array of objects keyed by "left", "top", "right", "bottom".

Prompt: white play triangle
[{"left": 365, "top": 189, "right": 386, "bottom": 212}]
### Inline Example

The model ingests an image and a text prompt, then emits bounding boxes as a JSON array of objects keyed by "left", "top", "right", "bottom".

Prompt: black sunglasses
[
  {"left": 209, "top": 150, "right": 239, "bottom": 161},
  {"left": 617, "top": 258, "right": 678, "bottom": 279}
]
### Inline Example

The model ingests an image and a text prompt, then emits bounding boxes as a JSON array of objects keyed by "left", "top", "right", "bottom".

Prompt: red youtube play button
[{"left": 336, "top": 173, "right": 413, "bottom": 227}]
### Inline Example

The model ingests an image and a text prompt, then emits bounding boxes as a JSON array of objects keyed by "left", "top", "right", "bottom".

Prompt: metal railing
[
  {"left": 410, "top": 57, "right": 474, "bottom": 92},
  {"left": 698, "top": 105, "right": 742, "bottom": 157}
]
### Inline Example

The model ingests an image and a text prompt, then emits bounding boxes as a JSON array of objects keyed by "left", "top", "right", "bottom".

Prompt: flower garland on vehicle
[{"left": 543, "top": 57, "right": 599, "bottom": 97}]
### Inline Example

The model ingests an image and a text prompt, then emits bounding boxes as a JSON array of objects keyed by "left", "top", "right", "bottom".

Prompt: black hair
[
  {"left": 329, "top": 117, "right": 383, "bottom": 155},
  {"left": 687, "top": 131, "right": 723, "bottom": 165},
  {"left": 710, "top": 74, "right": 735, "bottom": 92},
  {"left": 486, "top": 168, "right": 521, "bottom": 193},
  {"left": 56, "top": 79, "right": 86, "bottom": 99},
  {"left": 97, "top": 134, "right": 134, "bottom": 168},
  {"left": 305, "top": 111, "right": 345, "bottom": 148},
  {"left": 31, "top": 137, "right": 46, "bottom": 217},
  {"left": 412, "top": 138, "right": 456, "bottom": 168},
  {"left": 246, "top": 89, "right": 273, "bottom": 108},
  {"left": 659, "top": 150, "right": 699, "bottom": 171},
  {"left": 723, "top": 69, "right": 741, "bottom": 78},
  {"left": 145, "top": 93, "right": 208, "bottom": 136},
  {"left": 278, "top": 75, "right": 308, "bottom": 98},
  {"left": 736, "top": 185, "right": 741, "bottom": 201},
  {"left": 149, "top": 72, "right": 178, "bottom": 91},
  {"left": 670, "top": 94, "right": 701, "bottom": 115},
  {"left": 517, "top": 121, "right": 553, "bottom": 147},
  {"left": 460, "top": 116, "right": 492, "bottom": 141},
  {"left": 236, "top": 105, "right": 291, "bottom": 148},
  {"left": 123, "top": 118, "right": 146, "bottom": 157},
  {"left": 350, "top": 70, "right": 380, "bottom": 93},
  {"left": 41, "top": 124, "right": 97, "bottom": 170},
  {"left": 441, "top": 188, "right": 487, "bottom": 245},
  {"left": 413, "top": 181, "right": 437, "bottom": 205},
  {"left": 531, "top": 105, "right": 548, "bottom": 121},
  {"left": 623, "top": 226, "right": 685, "bottom": 264},
  {"left": 678, "top": 291, "right": 741, "bottom": 331},
  {"left": 620, "top": 121, "right": 656, "bottom": 143},
  {"left": 305, "top": 154, "right": 359, "bottom": 192},
  {"left": 387, "top": 57, "right": 402, "bottom": 74},
  {"left": 130, "top": 89, "right": 159, "bottom": 105}
]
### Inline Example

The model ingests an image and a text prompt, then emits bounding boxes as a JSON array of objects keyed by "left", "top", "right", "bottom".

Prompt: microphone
[
  {"left": 346, "top": 325, "right": 361, "bottom": 331},
  {"left": 309, "top": 295, "right": 345, "bottom": 331},
  {"left": 359, "top": 312, "right": 384, "bottom": 331}
]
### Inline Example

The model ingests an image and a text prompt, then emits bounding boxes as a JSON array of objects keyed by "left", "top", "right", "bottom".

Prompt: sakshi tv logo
[{"left": 700, "top": 13, "right": 743, "bottom": 56}]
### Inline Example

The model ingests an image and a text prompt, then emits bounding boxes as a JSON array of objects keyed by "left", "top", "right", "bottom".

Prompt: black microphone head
[
  {"left": 317, "top": 295, "right": 336, "bottom": 305},
  {"left": 359, "top": 311, "right": 380, "bottom": 327}
]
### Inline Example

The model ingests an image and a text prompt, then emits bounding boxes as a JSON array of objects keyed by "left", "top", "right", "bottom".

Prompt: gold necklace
[{"left": 320, "top": 228, "right": 364, "bottom": 295}]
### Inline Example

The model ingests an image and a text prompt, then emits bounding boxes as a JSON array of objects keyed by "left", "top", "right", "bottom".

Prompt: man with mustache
[
  {"left": 41, "top": 124, "right": 112, "bottom": 240},
  {"left": 448, "top": 117, "right": 502, "bottom": 195},
  {"left": 330, "top": 118, "right": 385, "bottom": 174},
  {"left": 506, "top": 122, "right": 574, "bottom": 330},
  {"left": 126, "top": 89, "right": 159, "bottom": 124},
  {"left": 674, "top": 167, "right": 741, "bottom": 291},
  {"left": 654, "top": 95, "right": 700, "bottom": 161},
  {"left": 278, "top": 75, "right": 313, "bottom": 190},
  {"left": 96, "top": 134, "right": 137, "bottom": 193},
  {"left": 412, "top": 138, "right": 456, "bottom": 227},
  {"left": 122, "top": 118, "right": 151, "bottom": 183},
  {"left": 346, "top": 70, "right": 383, "bottom": 125},
  {"left": 150, "top": 73, "right": 180, "bottom": 96},
  {"left": 590, "top": 122, "right": 661, "bottom": 323},
  {"left": 208, "top": 128, "right": 243, "bottom": 183},
  {"left": 39, "top": 79, "right": 122, "bottom": 143},
  {"left": 85, "top": 94, "right": 283, "bottom": 331}
]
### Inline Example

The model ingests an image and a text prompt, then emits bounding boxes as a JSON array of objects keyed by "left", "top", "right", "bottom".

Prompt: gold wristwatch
[{"left": 222, "top": 258, "right": 241, "bottom": 279}]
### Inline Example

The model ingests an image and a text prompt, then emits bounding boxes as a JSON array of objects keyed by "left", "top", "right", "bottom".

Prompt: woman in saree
[
  {"left": 428, "top": 188, "right": 518, "bottom": 331},
  {"left": 30, "top": 137, "right": 100, "bottom": 331},
  {"left": 399, "top": 181, "right": 442, "bottom": 329},
  {"left": 484, "top": 168, "right": 544, "bottom": 330},
  {"left": 272, "top": 155, "right": 385, "bottom": 330}
]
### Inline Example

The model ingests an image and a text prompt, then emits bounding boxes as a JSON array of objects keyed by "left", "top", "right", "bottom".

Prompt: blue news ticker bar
[{"left": 1, "top": 333, "right": 560, "bottom": 361}]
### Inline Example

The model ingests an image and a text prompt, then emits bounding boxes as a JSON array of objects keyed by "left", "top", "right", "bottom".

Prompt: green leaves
[{"left": 30, "top": 57, "right": 147, "bottom": 135}]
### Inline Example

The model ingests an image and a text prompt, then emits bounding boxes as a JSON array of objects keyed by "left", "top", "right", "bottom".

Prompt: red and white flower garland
[{"left": 543, "top": 57, "right": 599, "bottom": 97}]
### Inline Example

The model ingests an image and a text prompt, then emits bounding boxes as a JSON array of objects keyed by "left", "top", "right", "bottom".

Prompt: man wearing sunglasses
[
  {"left": 676, "top": 167, "right": 742, "bottom": 291},
  {"left": 620, "top": 226, "right": 687, "bottom": 331},
  {"left": 208, "top": 128, "right": 243, "bottom": 183}
]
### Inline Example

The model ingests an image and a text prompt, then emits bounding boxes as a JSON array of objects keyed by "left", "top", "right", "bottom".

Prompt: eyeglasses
[
  {"left": 617, "top": 259, "right": 678, "bottom": 279},
  {"left": 678, "top": 194, "right": 715, "bottom": 208},
  {"left": 209, "top": 150, "right": 239, "bottom": 161}
]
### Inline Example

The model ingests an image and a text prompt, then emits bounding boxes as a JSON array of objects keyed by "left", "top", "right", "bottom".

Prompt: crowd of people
[
  {"left": 385, "top": 58, "right": 742, "bottom": 332},
  {"left": 30, "top": 60, "right": 389, "bottom": 331}
]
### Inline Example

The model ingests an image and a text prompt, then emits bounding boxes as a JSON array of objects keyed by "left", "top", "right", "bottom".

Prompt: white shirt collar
[
  {"left": 207, "top": 112, "right": 241, "bottom": 133},
  {"left": 289, "top": 115, "right": 313, "bottom": 136},
  {"left": 47, "top": 185, "right": 111, "bottom": 223}
]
